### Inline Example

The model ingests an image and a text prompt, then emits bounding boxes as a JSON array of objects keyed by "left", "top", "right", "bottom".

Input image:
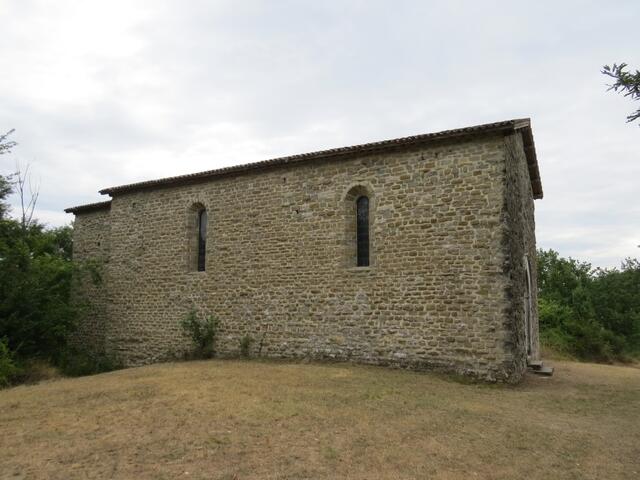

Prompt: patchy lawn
[{"left": 1, "top": 360, "right": 639, "bottom": 480}]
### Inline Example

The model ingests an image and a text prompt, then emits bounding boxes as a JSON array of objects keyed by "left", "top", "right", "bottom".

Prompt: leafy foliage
[
  {"left": 181, "top": 310, "right": 219, "bottom": 359},
  {"left": 0, "top": 219, "right": 77, "bottom": 360},
  {"left": 239, "top": 334, "right": 254, "bottom": 358},
  {"left": 57, "top": 347, "right": 121, "bottom": 377},
  {"left": 602, "top": 63, "right": 640, "bottom": 124},
  {"left": 0, "top": 129, "right": 17, "bottom": 156},
  {"left": 0, "top": 337, "right": 21, "bottom": 387},
  {"left": 538, "top": 249, "right": 640, "bottom": 361},
  {"left": 0, "top": 130, "right": 17, "bottom": 219},
  {"left": 0, "top": 175, "right": 12, "bottom": 220}
]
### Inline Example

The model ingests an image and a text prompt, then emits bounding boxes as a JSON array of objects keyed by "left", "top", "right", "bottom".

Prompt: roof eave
[
  {"left": 64, "top": 200, "right": 112, "bottom": 215},
  {"left": 517, "top": 123, "right": 543, "bottom": 199}
]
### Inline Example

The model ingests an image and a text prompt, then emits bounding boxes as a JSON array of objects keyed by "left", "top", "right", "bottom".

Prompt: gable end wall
[
  {"left": 69, "top": 208, "right": 111, "bottom": 353},
  {"left": 501, "top": 132, "right": 540, "bottom": 379}
]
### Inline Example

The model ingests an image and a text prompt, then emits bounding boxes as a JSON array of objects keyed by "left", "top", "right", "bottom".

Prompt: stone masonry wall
[
  {"left": 502, "top": 132, "right": 540, "bottom": 379},
  {"left": 71, "top": 133, "right": 537, "bottom": 382},
  {"left": 69, "top": 207, "right": 111, "bottom": 353}
]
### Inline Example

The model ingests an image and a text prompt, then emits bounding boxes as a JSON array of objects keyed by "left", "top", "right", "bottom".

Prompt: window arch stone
[
  {"left": 187, "top": 202, "right": 208, "bottom": 272},
  {"left": 343, "top": 183, "right": 375, "bottom": 268}
]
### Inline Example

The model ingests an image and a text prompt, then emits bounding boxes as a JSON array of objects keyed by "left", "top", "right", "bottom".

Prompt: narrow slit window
[
  {"left": 356, "top": 196, "right": 369, "bottom": 267},
  {"left": 197, "top": 209, "right": 207, "bottom": 271}
]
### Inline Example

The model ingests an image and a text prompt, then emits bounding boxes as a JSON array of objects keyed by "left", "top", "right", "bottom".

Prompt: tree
[
  {"left": 0, "top": 131, "right": 76, "bottom": 362},
  {"left": 602, "top": 63, "right": 640, "bottom": 124},
  {"left": 0, "top": 175, "right": 11, "bottom": 220},
  {"left": 0, "top": 129, "right": 40, "bottom": 229},
  {"left": 14, "top": 164, "right": 39, "bottom": 231},
  {"left": 537, "top": 249, "right": 640, "bottom": 361},
  {"left": 0, "top": 132, "right": 114, "bottom": 385},
  {"left": 0, "top": 220, "right": 77, "bottom": 359},
  {"left": 0, "top": 129, "right": 17, "bottom": 156},
  {"left": 0, "top": 129, "right": 17, "bottom": 219}
]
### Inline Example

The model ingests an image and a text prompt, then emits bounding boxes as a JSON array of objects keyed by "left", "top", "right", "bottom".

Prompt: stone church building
[{"left": 66, "top": 118, "right": 543, "bottom": 382}]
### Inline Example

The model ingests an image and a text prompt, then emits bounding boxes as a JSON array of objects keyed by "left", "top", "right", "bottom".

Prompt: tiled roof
[{"left": 64, "top": 200, "right": 111, "bottom": 214}]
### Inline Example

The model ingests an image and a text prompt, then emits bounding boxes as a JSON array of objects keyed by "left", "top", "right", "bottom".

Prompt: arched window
[
  {"left": 344, "top": 185, "right": 373, "bottom": 268},
  {"left": 356, "top": 196, "right": 370, "bottom": 267},
  {"left": 197, "top": 209, "right": 207, "bottom": 271}
]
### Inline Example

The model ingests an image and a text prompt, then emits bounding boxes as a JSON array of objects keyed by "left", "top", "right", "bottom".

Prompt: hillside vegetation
[{"left": 538, "top": 249, "right": 640, "bottom": 361}]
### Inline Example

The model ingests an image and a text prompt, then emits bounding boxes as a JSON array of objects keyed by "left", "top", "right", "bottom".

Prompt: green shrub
[
  {"left": 0, "top": 222, "right": 83, "bottom": 361},
  {"left": 0, "top": 337, "right": 21, "bottom": 387},
  {"left": 239, "top": 335, "right": 254, "bottom": 358},
  {"left": 14, "top": 359, "right": 60, "bottom": 384},
  {"left": 181, "top": 310, "right": 219, "bottom": 359},
  {"left": 57, "top": 348, "right": 121, "bottom": 377}
]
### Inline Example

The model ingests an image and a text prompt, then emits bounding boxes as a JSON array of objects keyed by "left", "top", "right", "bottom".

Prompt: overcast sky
[{"left": 1, "top": 0, "right": 638, "bottom": 268}]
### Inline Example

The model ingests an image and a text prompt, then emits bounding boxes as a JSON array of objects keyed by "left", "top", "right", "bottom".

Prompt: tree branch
[{"left": 602, "top": 63, "right": 640, "bottom": 124}]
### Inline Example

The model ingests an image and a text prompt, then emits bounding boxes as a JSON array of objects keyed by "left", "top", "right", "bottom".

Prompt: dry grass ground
[{"left": 1, "top": 359, "right": 639, "bottom": 480}]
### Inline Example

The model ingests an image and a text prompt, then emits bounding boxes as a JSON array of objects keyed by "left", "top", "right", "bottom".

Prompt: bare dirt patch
[{"left": 1, "top": 360, "right": 639, "bottom": 479}]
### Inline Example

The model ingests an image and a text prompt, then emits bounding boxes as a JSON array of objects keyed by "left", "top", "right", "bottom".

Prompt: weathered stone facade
[
  {"left": 68, "top": 206, "right": 111, "bottom": 354},
  {"left": 66, "top": 119, "right": 543, "bottom": 382}
]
